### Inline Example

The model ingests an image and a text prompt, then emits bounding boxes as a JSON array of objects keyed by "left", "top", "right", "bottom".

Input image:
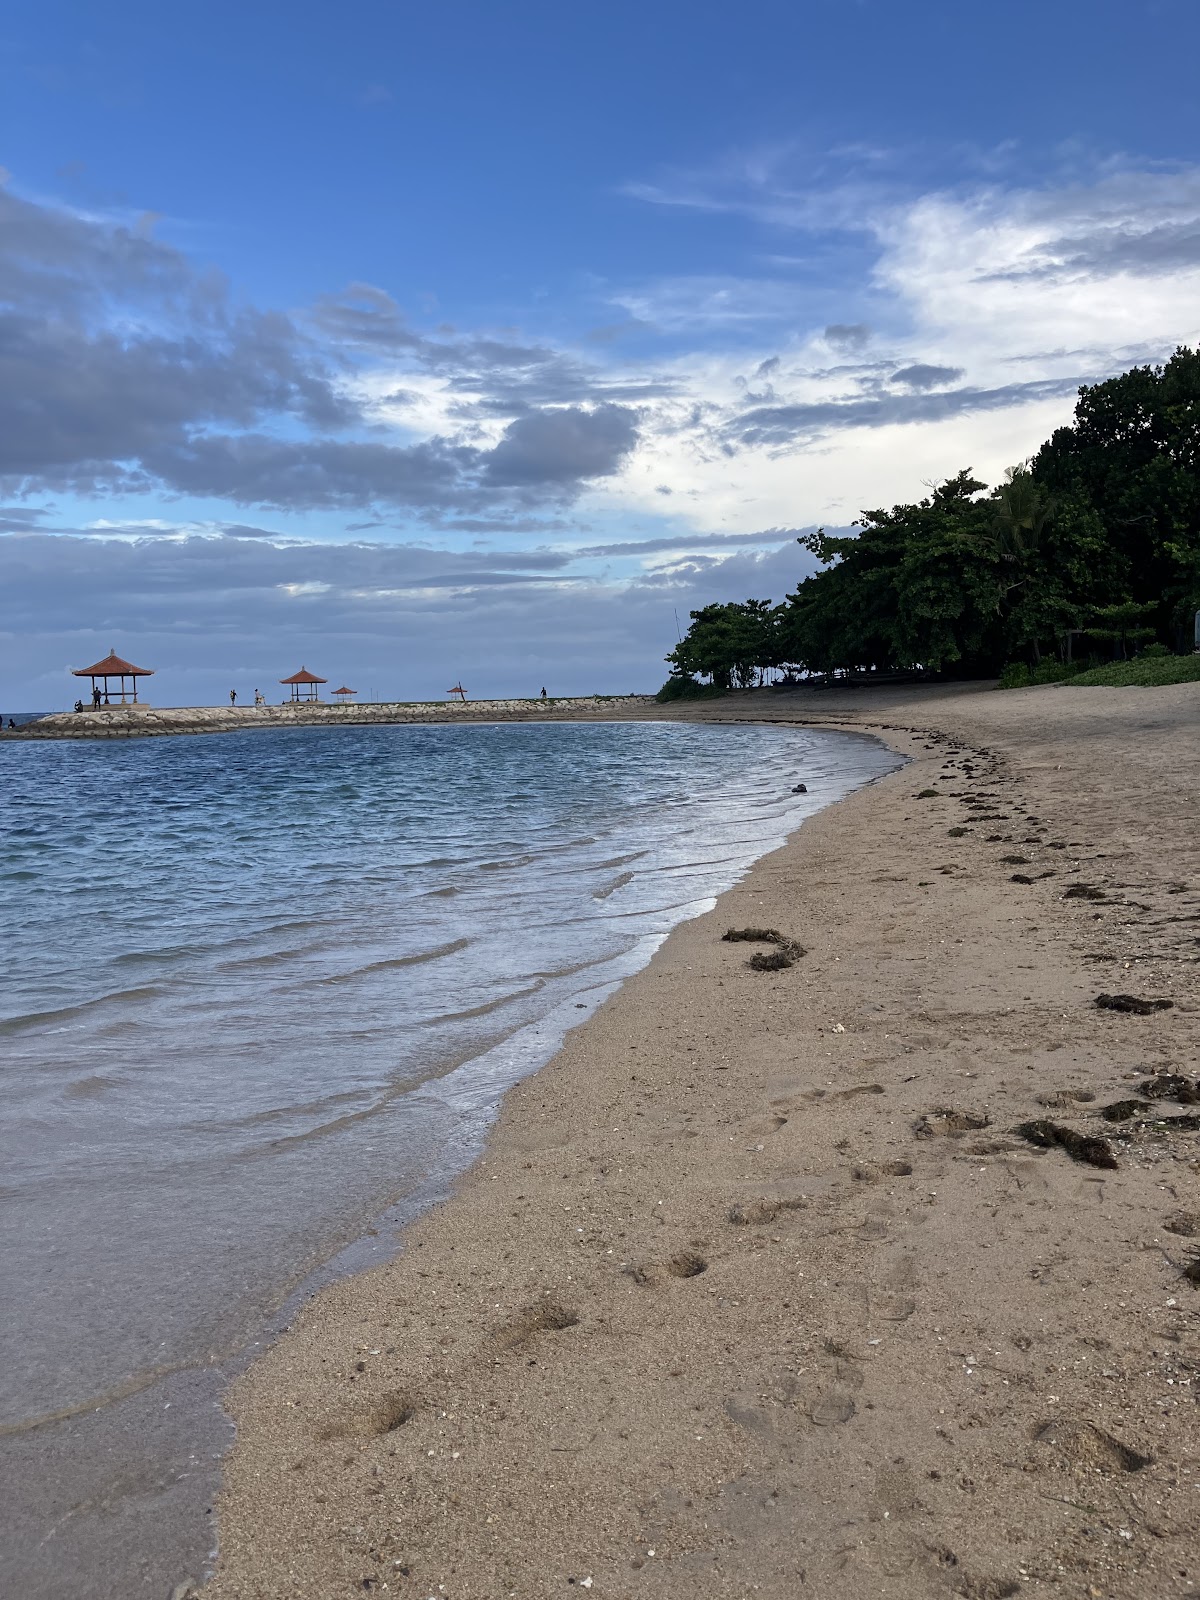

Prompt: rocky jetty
[{"left": 11, "top": 696, "right": 655, "bottom": 739}]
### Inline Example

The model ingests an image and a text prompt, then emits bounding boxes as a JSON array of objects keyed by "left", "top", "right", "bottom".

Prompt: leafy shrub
[
  {"left": 998, "top": 662, "right": 1031, "bottom": 689},
  {"left": 1140, "top": 642, "right": 1172, "bottom": 658},
  {"left": 1069, "top": 656, "right": 1200, "bottom": 687},
  {"left": 655, "top": 674, "right": 726, "bottom": 702}
]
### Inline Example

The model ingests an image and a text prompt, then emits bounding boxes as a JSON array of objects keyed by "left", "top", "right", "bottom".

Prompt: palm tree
[{"left": 990, "top": 463, "right": 1052, "bottom": 564}]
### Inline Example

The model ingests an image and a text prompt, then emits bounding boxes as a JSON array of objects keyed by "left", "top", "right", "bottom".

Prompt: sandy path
[{"left": 200, "top": 683, "right": 1200, "bottom": 1600}]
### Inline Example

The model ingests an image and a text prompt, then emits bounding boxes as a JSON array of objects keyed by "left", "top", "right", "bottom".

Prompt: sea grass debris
[
  {"left": 722, "top": 927, "right": 807, "bottom": 969},
  {"left": 1099, "top": 1099, "right": 1153, "bottom": 1122},
  {"left": 1095, "top": 993, "right": 1174, "bottom": 1015},
  {"left": 1141, "top": 1074, "right": 1200, "bottom": 1104},
  {"left": 1014, "top": 1119, "right": 1118, "bottom": 1169}
]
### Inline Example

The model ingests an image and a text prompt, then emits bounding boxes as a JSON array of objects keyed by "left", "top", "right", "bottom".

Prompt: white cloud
[{"left": 585, "top": 159, "right": 1200, "bottom": 529}]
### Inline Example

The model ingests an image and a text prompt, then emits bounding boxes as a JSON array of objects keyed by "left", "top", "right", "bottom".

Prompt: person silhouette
[
  {"left": 230, "top": 689, "right": 237, "bottom": 706},
  {"left": 540, "top": 686, "right": 547, "bottom": 699}
]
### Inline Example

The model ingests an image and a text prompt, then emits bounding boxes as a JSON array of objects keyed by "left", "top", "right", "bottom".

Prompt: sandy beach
[{"left": 197, "top": 681, "right": 1200, "bottom": 1600}]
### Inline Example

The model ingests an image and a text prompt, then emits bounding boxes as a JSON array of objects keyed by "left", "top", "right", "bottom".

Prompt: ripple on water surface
[{"left": 0, "top": 718, "right": 899, "bottom": 1595}]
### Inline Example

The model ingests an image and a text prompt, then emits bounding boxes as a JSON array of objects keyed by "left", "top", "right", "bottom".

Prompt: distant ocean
[{"left": 0, "top": 719, "right": 898, "bottom": 1596}]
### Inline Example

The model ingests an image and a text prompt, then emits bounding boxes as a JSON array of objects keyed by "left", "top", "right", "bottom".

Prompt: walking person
[
  {"left": 540, "top": 686, "right": 547, "bottom": 699},
  {"left": 230, "top": 689, "right": 237, "bottom": 706}
]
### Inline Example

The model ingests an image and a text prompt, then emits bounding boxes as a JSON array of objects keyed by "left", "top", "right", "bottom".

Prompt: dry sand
[{"left": 199, "top": 682, "right": 1200, "bottom": 1600}]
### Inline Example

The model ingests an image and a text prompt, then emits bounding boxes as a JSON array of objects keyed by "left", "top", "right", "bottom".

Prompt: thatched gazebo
[
  {"left": 280, "top": 667, "right": 327, "bottom": 703},
  {"left": 73, "top": 648, "right": 154, "bottom": 706}
]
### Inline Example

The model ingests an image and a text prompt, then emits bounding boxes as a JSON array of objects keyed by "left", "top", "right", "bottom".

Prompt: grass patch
[
  {"left": 1069, "top": 656, "right": 1200, "bottom": 687},
  {"left": 998, "top": 659, "right": 1091, "bottom": 689}
]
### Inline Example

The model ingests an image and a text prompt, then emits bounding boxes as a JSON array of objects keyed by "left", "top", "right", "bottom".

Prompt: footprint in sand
[
  {"left": 869, "top": 1255, "right": 918, "bottom": 1322},
  {"left": 810, "top": 1390, "right": 857, "bottom": 1425},
  {"left": 1032, "top": 1418, "right": 1151, "bottom": 1474},
  {"left": 856, "top": 1216, "right": 890, "bottom": 1242},
  {"left": 316, "top": 1390, "right": 418, "bottom": 1441},
  {"left": 1035, "top": 1089, "right": 1095, "bottom": 1108},
  {"left": 913, "top": 1109, "right": 990, "bottom": 1138},
  {"left": 851, "top": 1159, "right": 914, "bottom": 1182},
  {"left": 489, "top": 1299, "right": 579, "bottom": 1355},
  {"left": 870, "top": 1291, "right": 917, "bottom": 1321},
  {"left": 626, "top": 1250, "right": 708, "bottom": 1284},
  {"left": 810, "top": 1359, "right": 863, "bottom": 1425}
]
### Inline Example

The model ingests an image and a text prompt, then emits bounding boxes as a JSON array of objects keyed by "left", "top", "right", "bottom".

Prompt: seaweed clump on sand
[
  {"left": 722, "top": 926, "right": 807, "bottom": 970},
  {"left": 1014, "top": 1119, "right": 1118, "bottom": 1169},
  {"left": 1141, "top": 1074, "right": 1200, "bottom": 1105},
  {"left": 1095, "top": 993, "right": 1174, "bottom": 1015},
  {"left": 1100, "top": 1099, "right": 1153, "bottom": 1122}
]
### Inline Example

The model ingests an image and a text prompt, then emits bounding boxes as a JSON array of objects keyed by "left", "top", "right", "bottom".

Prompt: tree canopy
[{"left": 664, "top": 347, "right": 1200, "bottom": 691}]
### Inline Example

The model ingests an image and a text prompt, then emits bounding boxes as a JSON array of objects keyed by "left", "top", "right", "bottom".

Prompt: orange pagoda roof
[
  {"left": 74, "top": 650, "right": 154, "bottom": 678},
  {"left": 279, "top": 666, "right": 327, "bottom": 685},
  {"left": 331, "top": 685, "right": 356, "bottom": 695}
]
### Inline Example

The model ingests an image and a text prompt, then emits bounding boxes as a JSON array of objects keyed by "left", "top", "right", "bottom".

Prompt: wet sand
[{"left": 200, "top": 681, "right": 1200, "bottom": 1600}]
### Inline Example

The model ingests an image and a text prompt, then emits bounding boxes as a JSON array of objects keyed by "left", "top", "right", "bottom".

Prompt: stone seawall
[{"left": 11, "top": 696, "right": 658, "bottom": 739}]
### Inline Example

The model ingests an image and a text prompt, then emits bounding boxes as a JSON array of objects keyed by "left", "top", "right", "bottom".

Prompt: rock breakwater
[{"left": 11, "top": 696, "right": 656, "bottom": 739}]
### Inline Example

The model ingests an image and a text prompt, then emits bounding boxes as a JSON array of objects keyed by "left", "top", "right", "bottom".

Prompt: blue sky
[{"left": 2, "top": 0, "right": 1199, "bottom": 705}]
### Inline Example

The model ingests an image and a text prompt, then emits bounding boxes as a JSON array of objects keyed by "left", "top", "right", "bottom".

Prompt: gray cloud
[
  {"left": 576, "top": 527, "right": 811, "bottom": 558},
  {"left": 0, "top": 188, "right": 358, "bottom": 498},
  {"left": 824, "top": 322, "right": 871, "bottom": 351},
  {"left": 0, "top": 191, "right": 656, "bottom": 514},
  {"left": 310, "top": 283, "right": 675, "bottom": 417},
  {"left": 0, "top": 504, "right": 48, "bottom": 531},
  {"left": 985, "top": 220, "right": 1200, "bottom": 284},
  {"left": 727, "top": 376, "right": 1082, "bottom": 448},
  {"left": 889, "top": 363, "right": 964, "bottom": 390},
  {"left": 483, "top": 405, "right": 640, "bottom": 487},
  {"left": 307, "top": 281, "right": 424, "bottom": 353}
]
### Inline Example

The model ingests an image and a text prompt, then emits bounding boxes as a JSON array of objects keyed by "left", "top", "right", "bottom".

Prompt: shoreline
[
  {"left": 3, "top": 716, "right": 895, "bottom": 1600},
  {"left": 200, "top": 681, "right": 1200, "bottom": 1600},
  {"left": 51, "top": 681, "right": 1200, "bottom": 1598}
]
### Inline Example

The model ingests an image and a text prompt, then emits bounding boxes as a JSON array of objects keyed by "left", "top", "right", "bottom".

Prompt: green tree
[
  {"left": 1084, "top": 600, "right": 1158, "bottom": 660},
  {"left": 1032, "top": 346, "right": 1200, "bottom": 643},
  {"left": 666, "top": 599, "right": 777, "bottom": 689},
  {"left": 778, "top": 472, "right": 1001, "bottom": 675}
]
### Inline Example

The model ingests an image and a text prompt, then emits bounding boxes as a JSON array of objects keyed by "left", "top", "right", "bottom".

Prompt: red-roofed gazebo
[
  {"left": 280, "top": 666, "right": 327, "bottom": 703},
  {"left": 331, "top": 685, "right": 357, "bottom": 700},
  {"left": 73, "top": 648, "right": 155, "bottom": 706}
]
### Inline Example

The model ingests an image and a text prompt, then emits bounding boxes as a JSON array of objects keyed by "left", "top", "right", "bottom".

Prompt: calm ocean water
[{"left": 0, "top": 719, "right": 897, "bottom": 1596}]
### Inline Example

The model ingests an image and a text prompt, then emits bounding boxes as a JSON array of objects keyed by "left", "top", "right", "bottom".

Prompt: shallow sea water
[{"left": 0, "top": 719, "right": 898, "bottom": 1596}]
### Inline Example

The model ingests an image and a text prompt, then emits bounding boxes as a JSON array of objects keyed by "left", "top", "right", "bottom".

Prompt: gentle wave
[
  {"left": 0, "top": 984, "right": 167, "bottom": 1037},
  {"left": 308, "top": 938, "right": 472, "bottom": 984},
  {"left": 593, "top": 870, "right": 635, "bottom": 900}
]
